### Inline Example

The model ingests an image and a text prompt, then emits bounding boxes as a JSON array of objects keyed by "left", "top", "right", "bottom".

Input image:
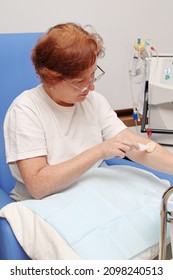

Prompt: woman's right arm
[{"left": 17, "top": 136, "right": 136, "bottom": 199}]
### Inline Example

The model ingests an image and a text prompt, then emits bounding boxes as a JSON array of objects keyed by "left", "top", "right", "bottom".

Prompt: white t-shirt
[{"left": 4, "top": 85, "right": 126, "bottom": 200}]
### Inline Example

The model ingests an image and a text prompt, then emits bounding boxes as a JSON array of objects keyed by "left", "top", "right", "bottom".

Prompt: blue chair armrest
[
  {"left": 0, "top": 189, "right": 30, "bottom": 260},
  {"left": 0, "top": 188, "right": 13, "bottom": 208},
  {"left": 0, "top": 218, "right": 31, "bottom": 260}
]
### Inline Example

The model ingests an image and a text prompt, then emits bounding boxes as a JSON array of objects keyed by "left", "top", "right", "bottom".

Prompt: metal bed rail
[{"left": 159, "top": 186, "right": 173, "bottom": 260}]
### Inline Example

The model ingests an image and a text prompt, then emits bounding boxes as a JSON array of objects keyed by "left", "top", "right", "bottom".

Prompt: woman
[{"left": 4, "top": 22, "right": 173, "bottom": 201}]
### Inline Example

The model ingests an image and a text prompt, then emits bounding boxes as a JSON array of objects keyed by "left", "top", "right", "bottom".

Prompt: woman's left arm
[{"left": 117, "top": 128, "right": 173, "bottom": 175}]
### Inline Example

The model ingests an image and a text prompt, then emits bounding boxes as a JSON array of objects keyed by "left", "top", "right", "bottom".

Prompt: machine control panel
[{"left": 160, "top": 59, "right": 173, "bottom": 85}]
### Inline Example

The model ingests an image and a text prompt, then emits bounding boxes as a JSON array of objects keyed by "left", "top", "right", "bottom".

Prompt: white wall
[{"left": 1, "top": 0, "right": 173, "bottom": 110}]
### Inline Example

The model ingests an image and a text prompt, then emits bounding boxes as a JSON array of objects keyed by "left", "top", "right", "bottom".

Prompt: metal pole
[{"left": 159, "top": 186, "right": 173, "bottom": 260}]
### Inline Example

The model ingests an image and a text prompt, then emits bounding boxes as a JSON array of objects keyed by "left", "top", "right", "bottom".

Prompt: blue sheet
[{"left": 22, "top": 165, "right": 171, "bottom": 259}]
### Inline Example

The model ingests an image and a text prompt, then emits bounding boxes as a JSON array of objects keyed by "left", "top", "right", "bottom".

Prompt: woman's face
[{"left": 46, "top": 63, "right": 97, "bottom": 106}]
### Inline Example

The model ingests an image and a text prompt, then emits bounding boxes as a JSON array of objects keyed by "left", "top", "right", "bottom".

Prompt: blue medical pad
[{"left": 22, "top": 165, "right": 171, "bottom": 259}]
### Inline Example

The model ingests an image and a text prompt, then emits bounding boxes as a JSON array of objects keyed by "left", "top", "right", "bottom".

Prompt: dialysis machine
[
  {"left": 142, "top": 55, "right": 173, "bottom": 145},
  {"left": 129, "top": 39, "right": 173, "bottom": 145}
]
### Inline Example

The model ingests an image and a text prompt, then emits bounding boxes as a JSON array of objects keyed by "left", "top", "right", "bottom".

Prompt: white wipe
[{"left": 138, "top": 142, "right": 156, "bottom": 153}]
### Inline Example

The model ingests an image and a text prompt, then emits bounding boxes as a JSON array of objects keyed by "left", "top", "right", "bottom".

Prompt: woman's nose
[{"left": 88, "top": 83, "right": 95, "bottom": 91}]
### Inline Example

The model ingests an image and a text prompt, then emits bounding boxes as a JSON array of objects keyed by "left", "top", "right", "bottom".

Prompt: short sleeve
[
  {"left": 4, "top": 103, "right": 47, "bottom": 163},
  {"left": 93, "top": 92, "right": 127, "bottom": 140}
]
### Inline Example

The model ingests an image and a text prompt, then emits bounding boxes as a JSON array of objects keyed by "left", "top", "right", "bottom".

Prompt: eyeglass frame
[{"left": 63, "top": 65, "right": 105, "bottom": 93}]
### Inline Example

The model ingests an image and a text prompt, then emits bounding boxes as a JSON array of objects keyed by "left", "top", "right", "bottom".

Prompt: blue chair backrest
[{"left": 0, "top": 33, "right": 42, "bottom": 194}]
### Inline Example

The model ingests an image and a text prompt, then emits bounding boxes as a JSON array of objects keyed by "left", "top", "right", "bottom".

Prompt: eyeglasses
[{"left": 63, "top": 65, "right": 105, "bottom": 93}]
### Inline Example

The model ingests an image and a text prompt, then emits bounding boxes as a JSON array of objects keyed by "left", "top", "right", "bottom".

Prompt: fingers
[
  {"left": 117, "top": 143, "right": 130, "bottom": 154},
  {"left": 117, "top": 141, "right": 137, "bottom": 153},
  {"left": 110, "top": 141, "right": 136, "bottom": 159},
  {"left": 102, "top": 137, "right": 141, "bottom": 160}
]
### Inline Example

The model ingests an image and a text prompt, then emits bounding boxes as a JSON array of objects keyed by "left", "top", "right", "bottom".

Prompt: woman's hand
[{"left": 98, "top": 135, "right": 139, "bottom": 160}]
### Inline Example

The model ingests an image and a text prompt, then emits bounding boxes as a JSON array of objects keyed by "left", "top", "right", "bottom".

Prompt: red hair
[{"left": 31, "top": 23, "right": 105, "bottom": 85}]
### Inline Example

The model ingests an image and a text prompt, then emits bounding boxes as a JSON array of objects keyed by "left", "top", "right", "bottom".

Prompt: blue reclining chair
[
  {"left": 0, "top": 33, "right": 42, "bottom": 259},
  {"left": 1, "top": 32, "right": 173, "bottom": 260}
]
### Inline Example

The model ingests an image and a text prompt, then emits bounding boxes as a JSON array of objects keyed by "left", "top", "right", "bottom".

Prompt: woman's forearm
[
  {"left": 17, "top": 135, "right": 136, "bottom": 199},
  {"left": 17, "top": 145, "right": 103, "bottom": 199}
]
